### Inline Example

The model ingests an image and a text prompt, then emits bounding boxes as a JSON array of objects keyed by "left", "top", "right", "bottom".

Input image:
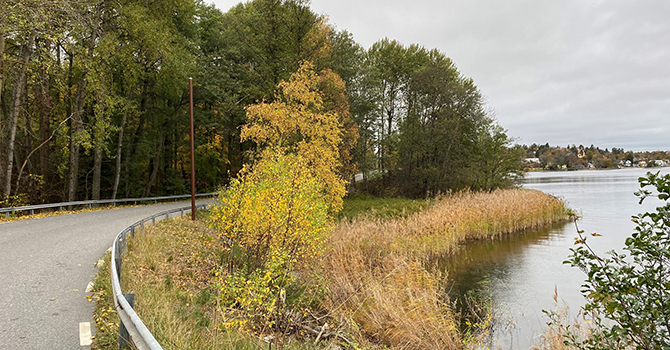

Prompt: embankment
[
  {"left": 91, "top": 189, "right": 568, "bottom": 349},
  {"left": 320, "top": 189, "right": 568, "bottom": 349}
]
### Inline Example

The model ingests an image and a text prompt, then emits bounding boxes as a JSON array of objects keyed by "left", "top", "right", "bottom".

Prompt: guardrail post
[
  {"left": 180, "top": 208, "right": 184, "bottom": 217},
  {"left": 115, "top": 256, "right": 123, "bottom": 282},
  {"left": 118, "top": 293, "right": 135, "bottom": 349}
]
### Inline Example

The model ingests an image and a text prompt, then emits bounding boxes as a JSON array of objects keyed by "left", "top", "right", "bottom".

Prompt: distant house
[
  {"left": 639, "top": 160, "right": 648, "bottom": 167},
  {"left": 625, "top": 160, "right": 632, "bottom": 167},
  {"left": 525, "top": 158, "right": 541, "bottom": 164}
]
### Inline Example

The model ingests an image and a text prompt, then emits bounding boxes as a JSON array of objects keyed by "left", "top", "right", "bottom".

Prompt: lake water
[{"left": 445, "top": 167, "right": 670, "bottom": 349}]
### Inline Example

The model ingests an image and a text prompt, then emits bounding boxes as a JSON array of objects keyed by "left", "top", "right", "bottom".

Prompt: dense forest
[
  {"left": 0, "top": 0, "right": 522, "bottom": 206},
  {"left": 522, "top": 143, "right": 670, "bottom": 170}
]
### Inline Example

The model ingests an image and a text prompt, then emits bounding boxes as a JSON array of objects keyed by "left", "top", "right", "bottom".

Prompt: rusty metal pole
[{"left": 189, "top": 78, "right": 196, "bottom": 220}]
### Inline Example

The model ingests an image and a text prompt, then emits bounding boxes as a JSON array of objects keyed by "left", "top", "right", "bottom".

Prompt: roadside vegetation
[
  {"left": 92, "top": 189, "right": 568, "bottom": 349},
  {"left": 89, "top": 53, "right": 569, "bottom": 349},
  {"left": 91, "top": 214, "right": 328, "bottom": 350}
]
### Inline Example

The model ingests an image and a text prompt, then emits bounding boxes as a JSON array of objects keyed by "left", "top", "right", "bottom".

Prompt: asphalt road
[{"left": 0, "top": 200, "right": 212, "bottom": 350}]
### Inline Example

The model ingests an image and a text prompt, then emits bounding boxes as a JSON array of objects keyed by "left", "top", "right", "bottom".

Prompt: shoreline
[{"left": 90, "top": 189, "right": 570, "bottom": 349}]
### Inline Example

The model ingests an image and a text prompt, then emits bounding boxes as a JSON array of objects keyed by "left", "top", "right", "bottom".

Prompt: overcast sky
[{"left": 209, "top": 0, "right": 669, "bottom": 151}]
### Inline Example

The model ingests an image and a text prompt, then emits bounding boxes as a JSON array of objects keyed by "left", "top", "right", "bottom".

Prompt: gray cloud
[{"left": 210, "top": 0, "right": 670, "bottom": 151}]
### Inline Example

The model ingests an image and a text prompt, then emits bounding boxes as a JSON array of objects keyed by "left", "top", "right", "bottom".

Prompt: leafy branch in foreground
[{"left": 560, "top": 171, "right": 670, "bottom": 349}]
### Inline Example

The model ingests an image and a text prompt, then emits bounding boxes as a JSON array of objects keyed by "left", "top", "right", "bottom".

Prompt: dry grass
[
  {"left": 91, "top": 189, "right": 567, "bottom": 350},
  {"left": 112, "top": 214, "right": 328, "bottom": 350},
  {"left": 531, "top": 289, "right": 598, "bottom": 350},
  {"left": 90, "top": 253, "right": 121, "bottom": 349},
  {"left": 336, "top": 189, "right": 568, "bottom": 261},
  {"left": 531, "top": 290, "right": 637, "bottom": 350},
  {"left": 318, "top": 189, "right": 568, "bottom": 350}
]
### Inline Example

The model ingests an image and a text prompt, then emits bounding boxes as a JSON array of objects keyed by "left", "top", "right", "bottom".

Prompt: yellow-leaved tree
[
  {"left": 209, "top": 152, "right": 330, "bottom": 327},
  {"left": 241, "top": 61, "right": 347, "bottom": 212},
  {"left": 209, "top": 61, "right": 353, "bottom": 329}
]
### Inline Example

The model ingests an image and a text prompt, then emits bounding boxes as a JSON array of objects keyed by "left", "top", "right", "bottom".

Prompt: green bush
[{"left": 563, "top": 171, "right": 670, "bottom": 349}]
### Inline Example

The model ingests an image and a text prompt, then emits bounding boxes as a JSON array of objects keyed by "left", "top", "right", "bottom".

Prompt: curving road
[{"left": 0, "top": 200, "right": 212, "bottom": 350}]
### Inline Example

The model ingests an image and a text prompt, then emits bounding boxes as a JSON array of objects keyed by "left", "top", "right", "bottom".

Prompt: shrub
[
  {"left": 563, "top": 171, "right": 670, "bottom": 349},
  {"left": 209, "top": 152, "right": 331, "bottom": 326}
]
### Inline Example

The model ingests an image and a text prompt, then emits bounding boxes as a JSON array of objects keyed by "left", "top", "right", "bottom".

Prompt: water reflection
[
  {"left": 445, "top": 224, "right": 563, "bottom": 297},
  {"left": 445, "top": 168, "right": 670, "bottom": 349}
]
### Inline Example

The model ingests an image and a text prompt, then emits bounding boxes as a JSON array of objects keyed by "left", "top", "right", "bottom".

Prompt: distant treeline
[
  {"left": 521, "top": 143, "right": 670, "bottom": 170},
  {"left": 0, "top": 0, "right": 522, "bottom": 206}
]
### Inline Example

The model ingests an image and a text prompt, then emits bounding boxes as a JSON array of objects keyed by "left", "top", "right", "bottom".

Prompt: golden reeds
[
  {"left": 98, "top": 190, "right": 568, "bottom": 350},
  {"left": 320, "top": 189, "right": 568, "bottom": 350}
]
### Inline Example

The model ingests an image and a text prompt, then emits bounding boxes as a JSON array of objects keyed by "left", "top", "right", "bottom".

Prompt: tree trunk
[
  {"left": 4, "top": 30, "right": 36, "bottom": 197},
  {"left": 91, "top": 85, "right": 106, "bottom": 201},
  {"left": 39, "top": 80, "right": 50, "bottom": 179},
  {"left": 111, "top": 112, "right": 126, "bottom": 199},
  {"left": 91, "top": 145, "right": 102, "bottom": 200},
  {"left": 67, "top": 75, "right": 87, "bottom": 202},
  {"left": 68, "top": 21, "right": 99, "bottom": 202},
  {"left": 143, "top": 129, "right": 163, "bottom": 197},
  {"left": 38, "top": 39, "right": 53, "bottom": 181},
  {"left": 0, "top": 33, "right": 5, "bottom": 183},
  {"left": 22, "top": 82, "right": 32, "bottom": 172},
  {"left": 0, "top": 32, "right": 5, "bottom": 131}
]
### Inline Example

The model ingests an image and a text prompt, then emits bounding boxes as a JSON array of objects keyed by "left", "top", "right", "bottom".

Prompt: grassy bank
[
  {"left": 92, "top": 189, "right": 568, "bottom": 349},
  {"left": 316, "top": 189, "right": 568, "bottom": 349},
  {"left": 91, "top": 213, "right": 327, "bottom": 350},
  {"left": 337, "top": 195, "right": 433, "bottom": 221}
]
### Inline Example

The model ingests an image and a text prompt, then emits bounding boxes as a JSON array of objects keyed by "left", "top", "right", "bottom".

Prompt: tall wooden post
[{"left": 189, "top": 78, "right": 196, "bottom": 220}]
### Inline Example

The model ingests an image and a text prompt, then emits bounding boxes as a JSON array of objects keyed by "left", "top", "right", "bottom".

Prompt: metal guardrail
[
  {"left": 1, "top": 193, "right": 217, "bottom": 218},
  {"left": 110, "top": 203, "right": 211, "bottom": 350}
]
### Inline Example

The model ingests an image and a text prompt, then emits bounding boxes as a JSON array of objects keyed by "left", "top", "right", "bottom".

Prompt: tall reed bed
[{"left": 320, "top": 189, "right": 568, "bottom": 349}]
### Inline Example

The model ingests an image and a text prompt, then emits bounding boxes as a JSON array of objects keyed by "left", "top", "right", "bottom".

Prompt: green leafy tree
[
  {"left": 398, "top": 53, "right": 472, "bottom": 196},
  {"left": 366, "top": 39, "right": 428, "bottom": 172},
  {"left": 396, "top": 48, "right": 521, "bottom": 196},
  {"left": 470, "top": 123, "right": 524, "bottom": 191}
]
